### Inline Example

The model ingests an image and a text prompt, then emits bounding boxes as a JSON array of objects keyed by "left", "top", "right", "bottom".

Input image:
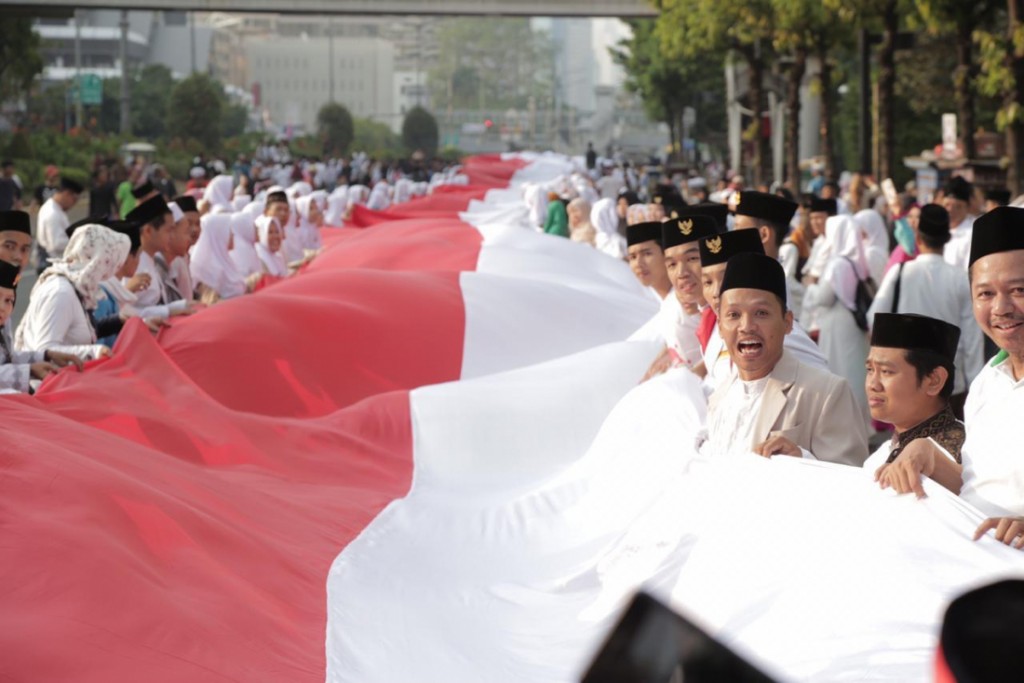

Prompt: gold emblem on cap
[
  {"left": 654, "top": 196, "right": 663, "bottom": 204},
  {"left": 678, "top": 219, "right": 693, "bottom": 235},
  {"left": 705, "top": 236, "right": 723, "bottom": 254},
  {"left": 734, "top": 192, "right": 742, "bottom": 206},
  {"left": 670, "top": 210, "right": 679, "bottom": 219}
]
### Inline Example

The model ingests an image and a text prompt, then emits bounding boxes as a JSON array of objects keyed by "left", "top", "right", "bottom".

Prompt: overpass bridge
[{"left": 0, "top": 0, "right": 657, "bottom": 17}]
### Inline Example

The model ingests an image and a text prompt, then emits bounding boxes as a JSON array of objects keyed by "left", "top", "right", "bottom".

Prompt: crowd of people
[
  {"left": 533, "top": 156, "right": 1022, "bottom": 551},
  {"left": 0, "top": 146, "right": 469, "bottom": 396},
  {"left": 3, "top": 142, "right": 1024, "bottom": 553}
]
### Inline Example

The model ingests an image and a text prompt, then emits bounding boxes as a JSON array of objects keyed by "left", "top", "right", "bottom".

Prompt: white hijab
[
  {"left": 202, "top": 175, "right": 235, "bottom": 214},
  {"left": 191, "top": 214, "right": 246, "bottom": 299},
  {"left": 325, "top": 187, "right": 348, "bottom": 226},
  {"left": 853, "top": 208, "right": 890, "bottom": 283},
  {"left": 346, "top": 185, "right": 369, "bottom": 210},
  {"left": 822, "top": 215, "right": 867, "bottom": 309},
  {"left": 231, "top": 195, "right": 252, "bottom": 212},
  {"left": 34, "top": 224, "right": 129, "bottom": 310},
  {"left": 367, "top": 183, "right": 391, "bottom": 211},
  {"left": 589, "top": 197, "right": 627, "bottom": 259},
  {"left": 393, "top": 178, "right": 414, "bottom": 205},
  {"left": 295, "top": 194, "right": 324, "bottom": 251},
  {"left": 229, "top": 209, "right": 262, "bottom": 277},
  {"left": 255, "top": 216, "right": 289, "bottom": 277}
]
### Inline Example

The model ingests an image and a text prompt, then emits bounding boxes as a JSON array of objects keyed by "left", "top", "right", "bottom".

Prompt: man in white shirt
[
  {"left": 124, "top": 196, "right": 193, "bottom": 318},
  {"left": 942, "top": 176, "right": 976, "bottom": 270},
  {"left": 868, "top": 204, "right": 983, "bottom": 416},
  {"left": 626, "top": 222, "right": 672, "bottom": 301},
  {"left": 864, "top": 313, "right": 964, "bottom": 486},
  {"left": 701, "top": 252, "right": 867, "bottom": 465},
  {"left": 732, "top": 190, "right": 804, "bottom": 319},
  {"left": 639, "top": 214, "right": 719, "bottom": 379},
  {"left": 877, "top": 207, "right": 1024, "bottom": 546},
  {"left": 36, "top": 177, "right": 83, "bottom": 270},
  {"left": 699, "top": 227, "right": 829, "bottom": 390}
]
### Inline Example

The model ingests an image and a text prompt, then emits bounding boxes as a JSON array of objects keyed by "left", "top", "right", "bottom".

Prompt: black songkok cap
[
  {"left": 871, "top": 313, "right": 960, "bottom": 362},
  {"left": 651, "top": 184, "right": 683, "bottom": 207},
  {"left": 172, "top": 195, "right": 198, "bottom": 213},
  {"left": 266, "top": 190, "right": 289, "bottom": 205},
  {"left": 944, "top": 176, "right": 973, "bottom": 203},
  {"left": 661, "top": 214, "right": 718, "bottom": 250},
  {"left": 939, "top": 579, "right": 1024, "bottom": 683},
  {"left": 986, "top": 188, "right": 1012, "bottom": 206},
  {"left": 108, "top": 220, "right": 142, "bottom": 253},
  {"left": 66, "top": 215, "right": 103, "bottom": 238},
  {"left": 617, "top": 190, "right": 640, "bottom": 206},
  {"left": 59, "top": 177, "right": 84, "bottom": 194},
  {"left": 0, "top": 259, "right": 20, "bottom": 290},
  {"left": 698, "top": 228, "right": 765, "bottom": 267},
  {"left": 734, "top": 190, "right": 800, "bottom": 225},
  {"left": 675, "top": 202, "right": 729, "bottom": 230},
  {"left": 0, "top": 210, "right": 31, "bottom": 235},
  {"left": 626, "top": 221, "right": 664, "bottom": 248},
  {"left": 719, "top": 252, "right": 787, "bottom": 307},
  {"left": 918, "top": 203, "right": 951, "bottom": 240},
  {"left": 809, "top": 196, "right": 838, "bottom": 216},
  {"left": 969, "top": 206, "right": 1024, "bottom": 267},
  {"left": 125, "top": 195, "right": 171, "bottom": 226},
  {"left": 131, "top": 179, "right": 155, "bottom": 199}
]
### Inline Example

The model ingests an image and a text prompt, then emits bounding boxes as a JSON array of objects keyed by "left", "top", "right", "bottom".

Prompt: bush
[
  {"left": 317, "top": 102, "right": 354, "bottom": 157},
  {"left": 402, "top": 106, "right": 439, "bottom": 156}
]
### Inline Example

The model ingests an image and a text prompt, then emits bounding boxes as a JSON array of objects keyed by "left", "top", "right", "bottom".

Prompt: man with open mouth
[{"left": 700, "top": 252, "right": 868, "bottom": 466}]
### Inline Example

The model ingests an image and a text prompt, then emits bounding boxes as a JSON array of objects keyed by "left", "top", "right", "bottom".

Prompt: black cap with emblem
[
  {"left": 661, "top": 214, "right": 718, "bottom": 250},
  {"left": 698, "top": 228, "right": 765, "bottom": 267}
]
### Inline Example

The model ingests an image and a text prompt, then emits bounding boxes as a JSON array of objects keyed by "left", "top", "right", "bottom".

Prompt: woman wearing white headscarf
[
  {"left": 366, "top": 183, "right": 391, "bottom": 211},
  {"left": 255, "top": 216, "right": 289, "bottom": 277},
  {"left": 324, "top": 187, "right": 348, "bottom": 226},
  {"left": 803, "top": 215, "right": 871, "bottom": 423},
  {"left": 294, "top": 193, "right": 325, "bottom": 252},
  {"left": 231, "top": 195, "right": 252, "bottom": 212},
  {"left": 202, "top": 174, "right": 235, "bottom": 214},
  {"left": 229, "top": 209, "right": 263, "bottom": 279},
  {"left": 393, "top": 178, "right": 414, "bottom": 205},
  {"left": 853, "top": 208, "right": 890, "bottom": 283},
  {"left": 589, "top": 197, "right": 627, "bottom": 260},
  {"left": 15, "top": 224, "right": 129, "bottom": 359},
  {"left": 190, "top": 214, "right": 248, "bottom": 304}
]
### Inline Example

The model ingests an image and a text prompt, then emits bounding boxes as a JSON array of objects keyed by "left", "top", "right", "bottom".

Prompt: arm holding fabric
[{"left": 875, "top": 437, "right": 962, "bottom": 497}]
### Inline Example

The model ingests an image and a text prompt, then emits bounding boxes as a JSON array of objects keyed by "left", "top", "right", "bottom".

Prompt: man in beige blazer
[{"left": 703, "top": 252, "right": 868, "bottom": 466}]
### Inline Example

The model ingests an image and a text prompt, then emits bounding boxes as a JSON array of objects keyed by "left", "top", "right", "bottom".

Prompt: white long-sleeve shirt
[
  {"left": 943, "top": 215, "right": 975, "bottom": 271},
  {"left": 14, "top": 276, "right": 106, "bottom": 359},
  {"left": 867, "top": 253, "right": 982, "bottom": 395},
  {"left": 36, "top": 197, "right": 69, "bottom": 261},
  {"left": 126, "top": 251, "right": 188, "bottom": 318}
]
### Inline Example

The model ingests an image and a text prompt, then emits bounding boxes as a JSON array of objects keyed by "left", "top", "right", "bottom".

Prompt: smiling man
[
  {"left": 701, "top": 252, "right": 867, "bottom": 465},
  {"left": 626, "top": 221, "right": 672, "bottom": 301}
]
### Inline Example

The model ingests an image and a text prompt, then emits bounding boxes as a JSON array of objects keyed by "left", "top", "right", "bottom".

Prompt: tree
[
  {"left": 0, "top": 18, "right": 43, "bottom": 106},
  {"left": 353, "top": 117, "right": 402, "bottom": 157},
  {"left": 221, "top": 102, "right": 248, "bottom": 139},
  {"left": 977, "top": 1, "right": 1024, "bottom": 193},
  {"left": 659, "top": 0, "right": 776, "bottom": 185},
  {"left": 131, "top": 64, "right": 175, "bottom": 139},
  {"left": 402, "top": 106, "right": 439, "bottom": 156},
  {"left": 167, "top": 73, "right": 224, "bottom": 151},
  {"left": 914, "top": 0, "right": 1000, "bottom": 159},
  {"left": 317, "top": 102, "right": 354, "bottom": 157}
]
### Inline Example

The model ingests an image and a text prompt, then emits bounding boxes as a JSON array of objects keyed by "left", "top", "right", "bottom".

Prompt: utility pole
[
  {"left": 858, "top": 28, "right": 871, "bottom": 177},
  {"left": 74, "top": 9, "right": 83, "bottom": 129},
  {"left": 328, "top": 18, "right": 335, "bottom": 102},
  {"left": 119, "top": 10, "right": 130, "bottom": 135}
]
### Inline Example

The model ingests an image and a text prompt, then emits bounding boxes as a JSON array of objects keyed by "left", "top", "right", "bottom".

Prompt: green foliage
[
  {"left": 402, "top": 106, "right": 439, "bottom": 156},
  {"left": 5, "top": 131, "right": 32, "bottom": 159},
  {"left": 0, "top": 18, "right": 43, "bottom": 103},
  {"left": 317, "top": 102, "right": 354, "bottom": 157},
  {"left": 221, "top": 102, "right": 249, "bottom": 139},
  {"left": 131, "top": 64, "right": 175, "bottom": 139},
  {"left": 353, "top": 117, "right": 402, "bottom": 157},
  {"left": 166, "top": 73, "right": 224, "bottom": 151},
  {"left": 429, "top": 17, "right": 553, "bottom": 111}
]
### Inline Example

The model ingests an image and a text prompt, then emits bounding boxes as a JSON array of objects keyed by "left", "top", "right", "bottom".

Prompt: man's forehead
[
  {"left": 972, "top": 249, "right": 1024, "bottom": 283},
  {"left": 0, "top": 230, "right": 30, "bottom": 243},
  {"left": 665, "top": 243, "right": 698, "bottom": 258},
  {"left": 867, "top": 347, "right": 904, "bottom": 363},
  {"left": 720, "top": 288, "right": 775, "bottom": 305},
  {"left": 628, "top": 240, "right": 659, "bottom": 253}
]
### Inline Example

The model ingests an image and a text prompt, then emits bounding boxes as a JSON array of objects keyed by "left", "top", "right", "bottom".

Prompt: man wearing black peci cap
[
  {"left": 701, "top": 252, "right": 867, "bottom": 465},
  {"left": 942, "top": 175, "right": 976, "bottom": 270},
  {"left": 634, "top": 215, "right": 720, "bottom": 380},
  {"left": 130, "top": 179, "right": 159, "bottom": 205},
  {"left": 626, "top": 221, "right": 672, "bottom": 301},
  {"left": 698, "top": 229, "right": 828, "bottom": 391},
  {"left": 36, "top": 177, "right": 84, "bottom": 270},
  {"left": 865, "top": 314, "right": 965, "bottom": 488},
  {"left": 124, "top": 196, "right": 194, "bottom": 318},
  {"left": 802, "top": 196, "right": 838, "bottom": 286},
  {"left": 732, "top": 190, "right": 804, "bottom": 320},
  {"left": 868, "top": 204, "right": 983, "bottom": 416},
  {"left": 983, "top": 188, "right": 1011, "bottom": 213},
  {"left": 0, "top": 210, "right": 33, "bottom": 272}
]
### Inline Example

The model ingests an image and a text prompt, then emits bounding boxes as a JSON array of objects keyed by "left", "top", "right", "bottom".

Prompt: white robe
[
  {"left": 943, "top": 215, "right": 975, "bottom": 271},
  {"left": 14, "top": 276, "right": 107, "bottom": 359},
  {"left": 960, "top": 354, "right": 1024, "bottom": 517}
]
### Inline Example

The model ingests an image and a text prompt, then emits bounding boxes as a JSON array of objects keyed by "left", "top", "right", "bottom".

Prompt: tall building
[{"left": 247, "top": 36, "right": 395, "bottom": 134}]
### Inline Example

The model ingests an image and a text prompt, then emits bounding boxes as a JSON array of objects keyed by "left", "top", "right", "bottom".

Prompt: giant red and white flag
[{"left": 3, "top": 153, "right": 1023, "bottom": 683}]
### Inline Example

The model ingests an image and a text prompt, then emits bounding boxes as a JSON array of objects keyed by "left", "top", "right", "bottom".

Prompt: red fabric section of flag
[{"left": 0, "top": 214, "right": 488, "bottom": 681}]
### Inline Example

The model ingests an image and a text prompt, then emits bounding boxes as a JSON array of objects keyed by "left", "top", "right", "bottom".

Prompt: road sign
[{"left": 79, "top": 74, "right": 102, "bottom": 105}]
